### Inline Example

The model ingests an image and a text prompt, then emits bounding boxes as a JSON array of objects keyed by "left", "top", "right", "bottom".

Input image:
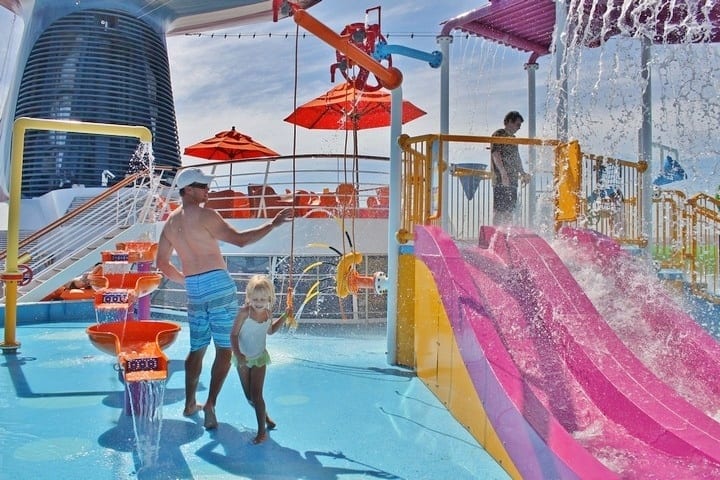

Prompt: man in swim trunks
[
  {"left": 156, "top": 167, "right": 292, "bottom": 429},
  {"left": 490, "top": 111, "right": 531, "bottom": 226}
]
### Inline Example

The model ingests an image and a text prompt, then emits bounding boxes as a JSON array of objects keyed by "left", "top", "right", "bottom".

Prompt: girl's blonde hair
[{"left": 245, "top": 274, "right": 276, "bottom": 306}]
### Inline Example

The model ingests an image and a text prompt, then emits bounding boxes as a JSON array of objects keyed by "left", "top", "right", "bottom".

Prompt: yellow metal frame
[
  {"left": 1, "top": 117, "right": 152, "bottom": 352},
  {"left": 413, "top": 258, "right": 521, "bottom": 479},
  {"left": 398, "top": 132, "right": 561, "bottom": 238},
  {"left": 554, "top": 140, "right": 582, "bottom": 227}
]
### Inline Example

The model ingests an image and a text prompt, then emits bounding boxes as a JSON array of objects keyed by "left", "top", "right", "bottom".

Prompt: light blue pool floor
[{"left": 0, "top": 321, "right": 510, "bottom": 479}]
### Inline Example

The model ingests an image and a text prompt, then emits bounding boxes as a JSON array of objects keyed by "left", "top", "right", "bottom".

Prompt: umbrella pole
[
  {"left": 353, "top": 127, "right": 359, "bottom": 188},
  {"left": 257, "top": 159, "right": 271, "bottom": 218}
]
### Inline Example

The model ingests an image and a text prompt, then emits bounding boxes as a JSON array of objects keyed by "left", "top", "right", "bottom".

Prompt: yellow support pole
[
  {"left": 1, "top": 117, "right": 152, "bottom": 353},
  {"left": 554, "top": 140, "right": 582, "bottom": 229}
]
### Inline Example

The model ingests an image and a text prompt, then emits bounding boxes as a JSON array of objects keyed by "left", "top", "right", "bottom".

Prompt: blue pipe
[{"left": 374, "top": 42, "right": 442, "bottom": 69}]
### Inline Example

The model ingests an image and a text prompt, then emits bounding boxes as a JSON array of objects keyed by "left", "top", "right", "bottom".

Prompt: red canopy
[
  {"left": 283, "top": 81, "right": 426, "bottom": 131},
  {"left": 183, "top": 126, "right": 279, "bottom": 161}
]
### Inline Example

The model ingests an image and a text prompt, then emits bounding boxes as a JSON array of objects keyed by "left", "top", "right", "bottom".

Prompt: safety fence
[
  {"left": 397, "top": 133, "right": 720, "bottom": 303},
  {"left": 0, "top": 169, "right": 167, "bottom": 301},
  {"left": 160, "top": 154, "right": 392, "bottom": 221},
  {"left": 0, "top": 154, "right": 392, "bottom": 322},
  {"left": 396, "top": 133, "right": 560, "bottom": 243},
  {"left": 153, "top": 155, "right": 393, "bottom": 323},
  {"left": 683, "top": 193, "right": 720, "bottom": 302},
  {"left": 576, "top": 153, "right": 647, "bottom": 246}
]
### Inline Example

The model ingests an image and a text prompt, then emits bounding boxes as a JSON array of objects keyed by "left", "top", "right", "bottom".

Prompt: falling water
[
  {"left": 95, "top": 290, "right": 131, "bottom": 324},
  {"left": 273, "top": 253, "right": 341, "bottom": 322},
  {"left": 128, "top": 141, "right": 155, "bottom": 176},
  {"left": 448, "top": 34, "right": 516, "bottom": 162},
  {"left": 544, "top": 0, "right": 720, "bottom": 194},
  {"left": 552, "top": 236, "right": 720, "bottom": 422},
  {"left": 126, "top": 379, "right": 166, "bottom": 470},
  {"left": 445, "top": 0, "right": 720, "bottom": 235}
]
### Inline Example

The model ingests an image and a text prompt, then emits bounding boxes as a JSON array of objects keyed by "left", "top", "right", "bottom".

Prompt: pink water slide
[
  {"left": 414, "top": 225, "right": 720, "bottom": 479},
  {"left": 557, "top": 226, "right": 720, "bottom": 416}
]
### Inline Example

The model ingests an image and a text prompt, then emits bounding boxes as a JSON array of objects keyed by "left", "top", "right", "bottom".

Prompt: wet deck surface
[{"left": 0, "top": 321, "right": 509, "bottom": 479}]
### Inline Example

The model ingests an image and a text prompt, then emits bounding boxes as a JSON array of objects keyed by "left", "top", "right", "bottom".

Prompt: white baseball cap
[{"left": 175, "top": 168, "right": 214, "bottom": 188}]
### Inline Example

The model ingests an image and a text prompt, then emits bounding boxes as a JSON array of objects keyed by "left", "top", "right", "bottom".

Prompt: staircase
[{"left": 1, "top": 172, "right": 172, "bottom": 302}]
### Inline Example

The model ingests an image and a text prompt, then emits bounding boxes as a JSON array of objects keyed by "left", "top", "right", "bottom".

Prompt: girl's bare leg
[
  {"left": 249, "top": 365, "right": 268, "bottom": 444},
  {"left": 237, "top": 363, "right": 252, "bottom": 404},
  {"left": 238, "top": 363, "right": 274, "bottom": 439}
]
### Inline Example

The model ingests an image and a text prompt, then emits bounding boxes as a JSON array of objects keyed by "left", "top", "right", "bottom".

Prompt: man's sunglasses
[{"left": 188, "top": 183, "right": 209, "bottom": 189}]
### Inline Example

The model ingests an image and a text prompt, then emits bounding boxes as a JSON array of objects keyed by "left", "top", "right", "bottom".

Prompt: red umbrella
[
  {"left": 284, "top": 82, "right": 426, "bottom": 185},
  {"left": 283, "top": 82, "right": 426, "bottom": 130},
  {"left": 183, "top": 127, "right": 280, "bottom": 212},
  {"left": 183, "top": 126, "right": 280, "bottom": 161}
]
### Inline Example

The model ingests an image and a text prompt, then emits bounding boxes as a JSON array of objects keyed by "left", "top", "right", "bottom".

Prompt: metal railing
[
  {"left": 685, "top": 193, "right": 720, "bottom": 302},
  {"left": 573, "top": 153, "right": 648, "bottom": 246},
  {"left": 1, "top": 154, "right": 390, "bottom": 321},
  {"left": 448, "top": 163, "right": 494, "bottom": 240},
  {"left": 6, "top": 145, "right": 718, "bottom": 313},
  {"left": 151, "top": 154, "right": 392, "bottom": 323},
  {"left": 0, "top": 169, "right": 171, "bottom": 301},
  {"left": 652, "top": 189, "right": 689, "bottom": 270},
  {"left": 396, "top": 133, "right": 562, "bottom": 241},
  {"left": 567, "top": 151, "right": 720, "bottom": 303},
  {"left": 397, "top": 132, "right": 720, "bottom": 304},
  {"left": 161, "top": 154, "right": 392, "bottom": 221}
]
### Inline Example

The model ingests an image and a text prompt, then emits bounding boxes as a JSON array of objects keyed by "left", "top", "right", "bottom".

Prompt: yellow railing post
[
  {"left": 554, "top": 140, "right": 582, "bottom": 230},
  {"left": 1, "top": 118, "right": 152, "bottom": 353}
]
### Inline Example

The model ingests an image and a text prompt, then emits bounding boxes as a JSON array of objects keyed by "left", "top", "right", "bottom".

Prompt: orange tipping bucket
[
  {"left": 86, "top": 320, "right": 181, "bottom": 382},
  {"left": 115, "top": 242, "right": 158, "bottom": 263},
  {"left": 89, "top": 272, "right": 162, "bottom": 297}
]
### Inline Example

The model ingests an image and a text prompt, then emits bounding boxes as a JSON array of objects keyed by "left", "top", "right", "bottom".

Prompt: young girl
[{"left": 230, "top": 274, "right": 286, "bottom": 444}]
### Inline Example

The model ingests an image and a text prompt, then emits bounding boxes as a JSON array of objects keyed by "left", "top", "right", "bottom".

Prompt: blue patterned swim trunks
[{"left": 185, "top": 269, "right": 238, "bottom": 351}]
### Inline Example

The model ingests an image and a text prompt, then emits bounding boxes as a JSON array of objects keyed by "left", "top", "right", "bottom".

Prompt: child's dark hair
[{"left": 504, "top": 111, "right": 524, "bottom": 124}]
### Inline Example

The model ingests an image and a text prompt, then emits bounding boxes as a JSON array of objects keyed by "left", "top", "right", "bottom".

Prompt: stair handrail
[{"left": 0, "top": 170, "right": 149, "bottom": 262}]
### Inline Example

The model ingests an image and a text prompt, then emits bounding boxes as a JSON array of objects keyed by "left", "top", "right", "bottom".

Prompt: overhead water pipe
[
  {"left": 293, "top": 9, "right": 403, "bottom": 90},
  {"left": 0, "top": 117, "right": 152, "bottom": 353},
  {"left": 374, "top": 43, "right": 442, "bottom": 68}
]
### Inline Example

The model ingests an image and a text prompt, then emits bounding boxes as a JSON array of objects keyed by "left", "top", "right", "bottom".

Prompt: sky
[
  {"left": 163, "top": 0, "right": 532, "bottom": 163},
  {"left": 1, "top": 1, "right": 719, "bottom": 193},
  {"left": 0, "top": 1, "right": 537, "bottom": 167}
]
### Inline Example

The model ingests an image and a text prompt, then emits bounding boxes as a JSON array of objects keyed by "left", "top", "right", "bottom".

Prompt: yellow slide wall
[{"left": 411, "top": 258, "right": 521, "bottom": 479}]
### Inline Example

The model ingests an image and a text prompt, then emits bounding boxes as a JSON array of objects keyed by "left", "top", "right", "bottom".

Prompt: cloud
[{"left": 167, "top": 0, "right": 483, "bottom": 159}]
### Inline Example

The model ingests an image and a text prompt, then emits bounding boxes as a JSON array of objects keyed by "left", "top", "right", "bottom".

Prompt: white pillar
[
  {"left": 640, "top": 36, "right": 653, "bottom": 251},
  {"left": 438, "top": 34, "right": 453, "bottom": 232},
  {"left": 386, "top": 86, "right": 403, "bottom": 365},
  {"left": 525, "top": 61, "right": 538, "bottom": 224}
]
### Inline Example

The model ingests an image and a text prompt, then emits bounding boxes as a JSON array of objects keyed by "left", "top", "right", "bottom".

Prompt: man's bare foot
[
  {"left": 183, "top": 404, "right": 203, "bottom": 417},
  {"left": 253, "top": 431, "right": 268, "bottom": 444},
  {"left": 266, "top": 415, "right": 276, "bottom": 430},
  {"left": 203, "top": 405, "right": 218, "bottom": 429}
]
